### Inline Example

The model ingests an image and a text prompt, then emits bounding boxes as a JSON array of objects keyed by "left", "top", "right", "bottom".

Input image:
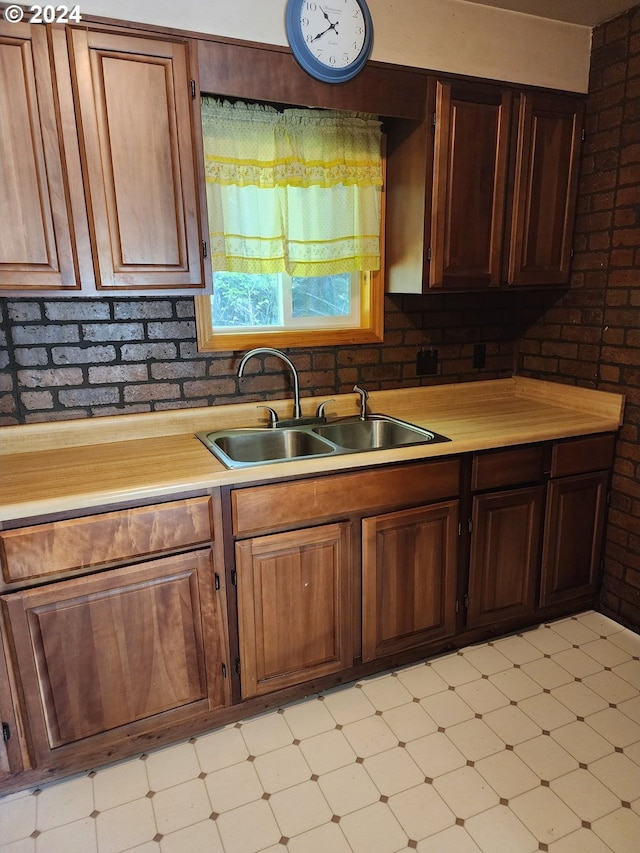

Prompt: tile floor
[{"left": 0, "top": 610, "right": 638, "bottom": 853}]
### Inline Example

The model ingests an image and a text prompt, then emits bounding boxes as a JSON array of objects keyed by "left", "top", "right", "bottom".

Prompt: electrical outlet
[
  {"left": 416, "top": 348, "right": 438, "bottom": 376},
  {"left": 473, "top": 343, "right": 486, "bottom": 369}
]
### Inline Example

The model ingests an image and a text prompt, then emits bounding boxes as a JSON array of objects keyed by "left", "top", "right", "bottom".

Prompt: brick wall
[
  {"left": 0, "top": 290, "right": 534, "bottom": 425},
  {"left": 518, "top": 5, "right": 640, "bottom": 630}
]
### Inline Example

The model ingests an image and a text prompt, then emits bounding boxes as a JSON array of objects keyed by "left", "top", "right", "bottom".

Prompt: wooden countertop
[{"left": 0, "top": 378, "right": 625, "bottom": 523}]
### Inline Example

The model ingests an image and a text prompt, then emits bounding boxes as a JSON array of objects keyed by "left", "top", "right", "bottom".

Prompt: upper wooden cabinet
[
  {"left": 386, "top": 79, "right": 584, "bottom": 293},
  {"left": 1, "top": 22, "right": 209, "bottom": 295}
]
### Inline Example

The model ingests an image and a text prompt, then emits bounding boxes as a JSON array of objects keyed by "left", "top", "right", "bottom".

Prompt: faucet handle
[
  {"left": 257, "top": 405, "right": 279, "bottom": 427},
  {"left": 315, "top": 399, "right": 335, "bottom": 420}
]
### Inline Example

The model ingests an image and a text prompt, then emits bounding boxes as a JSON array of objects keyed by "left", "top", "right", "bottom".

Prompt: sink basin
[
  {"left": 197, "top": 414, "right": 450, "bottom": 469},
  {"left": 197, "top": 427, "right": 337, "bottom": 468},
  {"left": 313, "top": 415, "right": 447, "bottom": 450}
]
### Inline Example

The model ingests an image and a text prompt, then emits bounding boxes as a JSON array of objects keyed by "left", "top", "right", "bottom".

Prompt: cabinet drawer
[
  {"left": 551, "top": 434, "right": 616, "bottom": 478},
  {"left": 472, "top": 444, "right": 546, "bottom": 491},
  {"left": 232, "top": 459, "right": 460, "bottom": 536},
  {"left": 0, "top": 497, "right": 213, "bottom": 584}
]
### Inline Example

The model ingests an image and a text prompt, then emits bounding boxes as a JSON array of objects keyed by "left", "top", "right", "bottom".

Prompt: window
[{"left": 195, "top": 99, "right": 385, "bottom": 351}]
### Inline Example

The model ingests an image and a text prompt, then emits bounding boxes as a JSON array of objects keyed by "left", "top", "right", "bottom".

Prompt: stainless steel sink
[{"left": 196, "top": 414, "right": 450, "bottom": 469}]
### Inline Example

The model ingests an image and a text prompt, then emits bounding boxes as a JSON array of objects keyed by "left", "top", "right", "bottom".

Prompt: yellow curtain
[{"left": 201, "top": 98, "right": 383, "bottom": 276}]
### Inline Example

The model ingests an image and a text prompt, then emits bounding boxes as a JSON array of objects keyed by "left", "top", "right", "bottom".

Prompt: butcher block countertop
[{"left": 0, "top": 377, "right": 625, "bottom": 523}]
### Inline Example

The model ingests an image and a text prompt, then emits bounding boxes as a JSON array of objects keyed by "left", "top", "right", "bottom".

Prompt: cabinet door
[
  {"left": 236, "top": 523, "right": 352, "bottom": 699},
  {"left": 362, "top": 501, "right": 458, "bottom": 663},
  {"left": 68, "top": 28, "right": 205, "bottom": 290},
  {"left": 540, "top": 471, "right": 608, "bottom": 608},
  {"left": 467, "top": 486, "right": 545, "bottom": 629},
  {"left": 1, "top": 549, "right": 228, "bottom": 766},
  {"left": 508, "top": 92, "right": 584, "bottom": 285},
  {"left": 429, "top": 80, "right": 511, "bottom": 288},
  {"left": 0, "top": 23, "right": 88, "bottom": 290}
]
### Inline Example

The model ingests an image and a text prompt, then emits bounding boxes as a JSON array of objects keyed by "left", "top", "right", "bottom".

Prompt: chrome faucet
[
  {"left": 353, "top": 384, "right": 369, "bottom": 420},
  {"left": 238, "top": 347, "right": 302, "bottom": 421}
]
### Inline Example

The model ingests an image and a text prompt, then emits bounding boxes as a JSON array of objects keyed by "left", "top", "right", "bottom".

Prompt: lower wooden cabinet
[
  {"left": 362, "top": 501, "right": 458, "bottom": 662},
  {"left": 235, "top": 523, "right": 352, "bottom": 698},
  {"left": 1, "top": 549, "right": 228, "bottom": 766},
  {"left": 467, "top": 486, "right": 545, "bottom": 629},
  {"left": 540, "top": 471, "right": 609, "bottom": 608}
]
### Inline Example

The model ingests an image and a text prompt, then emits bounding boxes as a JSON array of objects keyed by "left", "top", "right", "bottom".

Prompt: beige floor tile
[
  {"left": 550, "top": 767, "right": 620, "bottom": 821},
  {"left": 338, "top": 801, "right": 407, "bottom": 853},
  {"left": 612, "top": 658, "right": 640, "bottom": 688},
  {"left": 443, "top": 718, "right": 505, "bottom": 762},
  {"left": 551, "top": 618, "right": 601, "bottom": 647},
  {"left": 95, "top": 798, "right": 157, "bottom": 853},
  {"left": 550, "top": 681, "right": 609, "bottom": 717},
  {"left": 416, "top": 823, "right": 482, "bottom": 852},
  {"left": 483, "top": 704, "right": 542, "bottom": 746},
  {"left": 204, "top": 760, "right": 263, "bottom": 813},
  {"left": 518, "top": 692, "right": 576, "bottom": 731},
  {"left": 589, "top": 751, "right": 640, "bottom": 802},
  {"left": 521, "top": 625, "right": 573, "bottom": 656},
  {"left": 474, "top": 749, "right": 540, "bottom": 799},
  {"left": 358, "top": 673, "right": 414, "bottom": 711},
  {"left": 298, "top": 728, "right": 357, "bottom": 775},
  {"left": 406, "top": 731, "right": 466, "bottom": 778},
  {"left": 194, "top": 724, "right": 249, "bottom": 773},
  {"left": 465, "top": 804, "right": 538, "bottom": 853},
  {"left": 551, "top": 647, "right": 604, "bottom": 679},
  {"left": 581, "top": 638, "right": 632, "bottom": 668},
  {"left": 239, "top": 711, "right": 294, "bottom": 756},
  {"left": 34, "top": 775, "right": 93, "bottom": 832},
  {"left": 624, "top": 740, "right": 640, "bottom": 766},
  {"left": 388, "top": 782, "right": 455, "bottom": 840},
  {"left": 608, "top": 627, "right": 640, "bottom": 657},
  {"left": 618, "top": 694, "right": 640, "bottom": 724},
  {"left": 287, "top": 820, "right": 352, "bottom": 852},
  {"left": 253, "top": 744, "right": 312, "bottom": 793},
  {"left": 489, "top": 667, "right": 543, "bottom": 702},
  {"left": 432, "top": 766, "right": 500, "bottom": 819},
  {"left": 268, "top": 779, "right": 332, "bottom": 837},
  {"left": 0, "top": 793, "right": 36, "bottom": 845},
  {"left": 151, "top": 779, "right": 211, "bottom": 836},
  {"left": 576, "top": 611, "right": 624, "bottom": 637},
  {"left": 460, "top": 644, "right": 514, "bottom": 676},
  {"left": 93, "top": 758, "right": 149, "bottom": 813},
  {"left": 32, "top": 817, "right": 97, "bottom": 853},
  {"left": 509, "top": 785, "right": 582, "bottom": 845},
  {"left": 521, "top": 657, "right": 574, "bottom": 690},
  {"left": 592, "top": 806, "right": 640, "bottom": 853},
  {"left": 514, "top": 735, "right": 579, "bottom": 781},
  {"left": 382, "top": 700, "right": 438, "bottom": 742},
  {"left": 317, "top": 763, "right": 380, "bottom": 816},
  {"left": 586, "top": 706, "right": 640, "bottom": 748},
  {"left": 321, "top": 683, "right": 376, "bottom": 725},
  {"left": 342, "top": 714, "right": 398, "bottom": 757},
  {"left": 547, "top": 826, "right": 613, "bottom": 852},
  {"left": 159, "top": 819, "right": 223, "bottom": 853},
  {"left": 214, "top": 799, "right": 281, "bottom": 853},
  {"left": 279, "top": 697, "right": 336, "bottom": 740},
  {"left": 551, "top": 720, "right": 614, "bottom": 764},
  {"left": 395, "top": 662, "right": 449, "bottom": 698},
  {"left": 429, "top": 653, "right": 481, "bottom": 687},
  {"left": 144, "top": 742, "right": 200, "bottom": 792},
  {"left": 0, "top": 839, "right": 35, "bottom": 853},
  {"left": 455, "top": 677, "right": 511, "bottom": 714},
  {"left": 492, "top": 635, "right": 542, "bottom": 665},
  {"left": 420, "top": 688, "right": 475, "bottom": 727},
  {"left": 363, "top": 746, "right": 424, "bottom": 796}
]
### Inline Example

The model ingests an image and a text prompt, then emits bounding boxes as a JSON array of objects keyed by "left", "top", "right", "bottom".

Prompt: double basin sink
[{"left": 197, "top": 414, "right": 450, "bottom": 469}]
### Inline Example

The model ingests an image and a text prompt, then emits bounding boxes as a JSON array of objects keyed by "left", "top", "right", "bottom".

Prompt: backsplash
[{"left": 0, "top": 290, "right": 549, "bottom": 426}]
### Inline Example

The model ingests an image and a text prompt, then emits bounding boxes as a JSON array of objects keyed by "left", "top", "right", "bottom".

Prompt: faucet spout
[
  {"left": 237, "top": 348, "right": 302, "bottom": 420},
  {"left": 353, "top": 384, "right": 369, "bottom": 420}
]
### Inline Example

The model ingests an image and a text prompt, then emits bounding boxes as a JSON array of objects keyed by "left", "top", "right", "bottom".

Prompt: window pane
[
  {"left": 291, "top": 275, "right": 351, "bottom": 318},
  {"left": 212, "top": 272, "right": 282, "bottom": 328}
]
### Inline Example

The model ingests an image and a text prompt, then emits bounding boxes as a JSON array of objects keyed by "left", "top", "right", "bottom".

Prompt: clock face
[{"left": 286, "top": 0, "right": 373, "bottom": 83}]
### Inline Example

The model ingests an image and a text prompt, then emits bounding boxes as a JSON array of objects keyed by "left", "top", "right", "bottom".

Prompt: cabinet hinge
[
  {"left": 231, "top": 568, "right": 237, "bottom": 586},
  {"left": 427, "top": 246, "right": 432, "bottom": 261},
  {"left": 432, "top": 112, "right": 436, "bottom": 128},
  {"left": 214, "top": 572, "right": 220, "bottom": 591},
  {"left": 468, "top": 518, "right": 473, "bottom": 534},
  {"left": 221, "top": 662, "right": 227, "bottom": 678},
  {"left": 234, "top": 658, "right": 241, "bottom": 674},
  {"left": 190, "top": 79, "right": 197, "bottom": 100},
  {"left": 581, "top": 128, "right": 586, "bottom": 142},
  {"left": 463, "top": 593, "right": 469, "bottom": 609},
  {"left": 2, "top": 722, "right": 9, "bottom": 743},
  {"left": 202, "top": 240, "right": 208, "bottom": 259}
]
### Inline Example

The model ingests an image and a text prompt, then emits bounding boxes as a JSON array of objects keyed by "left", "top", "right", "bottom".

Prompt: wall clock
[{"left": 285, "top": 0, "right": 374, "bottom": 84}]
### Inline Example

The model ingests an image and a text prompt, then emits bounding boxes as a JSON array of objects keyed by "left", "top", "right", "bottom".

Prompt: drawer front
[
  {"left": 472, "top": 445, "right": 546, "bottom": 491},
  {"left": 232, "top": 459, "right": 460, "bottom": 536},
  {"left": 0, "top": 497, "right": 213, "bottom": 584},
  {"left": 551, "top": 434, "right": 616, "bottom": 478}
]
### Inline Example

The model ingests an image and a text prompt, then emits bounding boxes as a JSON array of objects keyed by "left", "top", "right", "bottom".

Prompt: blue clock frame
[{"left": 285, "top": 0, "right": 374, "bottom": 84}]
